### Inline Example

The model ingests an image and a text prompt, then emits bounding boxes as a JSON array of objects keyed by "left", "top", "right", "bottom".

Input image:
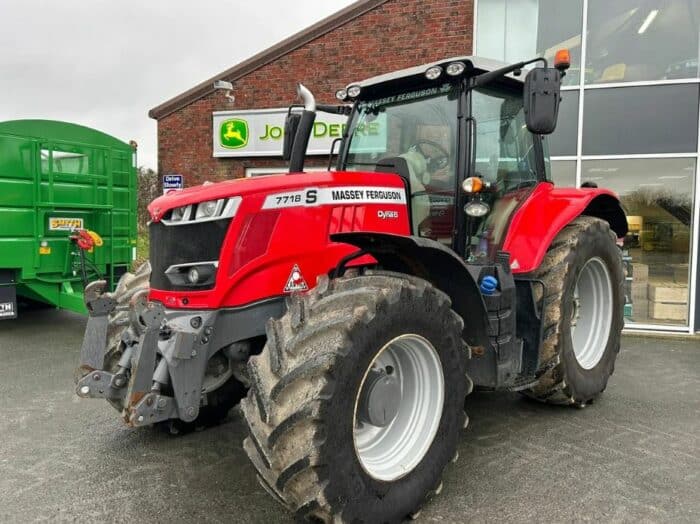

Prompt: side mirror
[
  {"left": 282, "top": 112, "right": 301, "bottom": 161},
  {"left": 523, "top": 67, "right": 562, "bottom": 135}
]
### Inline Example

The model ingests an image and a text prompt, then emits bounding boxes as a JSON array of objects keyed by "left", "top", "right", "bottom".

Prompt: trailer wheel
[
  {"left": 101, "top": 263, "right": 245, "bottom": 430},
  {"left": 524, "top": 216, "right": 624, "bottom": 406},
  {"left": 241, "top": 270, "right": 468, "bottom": 523}
]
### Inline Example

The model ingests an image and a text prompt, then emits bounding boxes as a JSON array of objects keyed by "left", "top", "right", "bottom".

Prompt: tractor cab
[
  {"left": 291, "top": 54, "right": 570, "bottom": 262},
  {"left": 339, "top": 55, "right": 569, "bottom": 262}
]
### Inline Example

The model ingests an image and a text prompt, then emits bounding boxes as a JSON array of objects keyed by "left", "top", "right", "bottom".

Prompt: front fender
[
  {"left": 331, "top": 232, "right": 491, "bottom": 349},
  {"left": 503, "top": 183, "right": 627, "bottom": 274}
]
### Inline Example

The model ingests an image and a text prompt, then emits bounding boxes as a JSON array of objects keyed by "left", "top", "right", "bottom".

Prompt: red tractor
[{"left": 76, "top": 52, "right": 627, "bottom": 522}]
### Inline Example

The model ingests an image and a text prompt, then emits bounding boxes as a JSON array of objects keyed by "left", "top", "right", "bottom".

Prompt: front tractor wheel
[
  {"left": 525, "top": 216, "right": 624, "bottom": 406},
  {"left": 241, "top": 271, "right": 468, "bottom": 523}
]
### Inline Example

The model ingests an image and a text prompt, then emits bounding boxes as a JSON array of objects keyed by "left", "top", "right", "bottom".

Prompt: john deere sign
[
  {"left": 212, "top": 108, "right": 385, "bottom": 158},
  {"left": 219, "top": 118, "right": 249, "bottom": 149}
]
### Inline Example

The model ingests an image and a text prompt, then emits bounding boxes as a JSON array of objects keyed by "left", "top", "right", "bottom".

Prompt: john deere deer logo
[{"left": 220, "top": 118, "right": 249, "bottom": 149}]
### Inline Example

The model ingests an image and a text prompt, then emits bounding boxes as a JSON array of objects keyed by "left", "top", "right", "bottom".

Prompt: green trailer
[{"left": 0, "top": 120, "right": 137, "bottom": 319}]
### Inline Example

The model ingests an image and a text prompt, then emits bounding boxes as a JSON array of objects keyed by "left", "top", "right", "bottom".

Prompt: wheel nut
[
  {"left": 157, "top": 398, "right": 167, "bottom": 408},
  {"left": 201, "top": 336, "right": 209, "bottom": 345},
  {"left": 190, "top": 316, "right": 202, "bottom": 328},
  {"left": 191, "top": 349, "right": 197, "bottom": 357},
  {"left": 79, "top": 385, "right": 90, "bottom": 396},
  {"left": 92, "top": 372, "right": 101, "bottom": 381},
  {"left": 204, "top": 327, "right": 213, "bottom": 336},
  {"left": 137, "top": 415, "right": 144, "bottom": 423},
  {"left": 185, "top": 406, "right": 196, "bottom": 418}
]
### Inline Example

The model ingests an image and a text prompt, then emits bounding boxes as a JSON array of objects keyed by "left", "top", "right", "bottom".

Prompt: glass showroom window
[
  {"left": 476, "top": 0, "right": 583, "bottom": 86},
  {"left": 582, "top": 84, "right": 700, "bottom": 155},
  {"left": 586, "top": 0, "right": 700, "bottom": 84},
  {"left": 550, "top": 160, "right": 577, "bottom": 187},
  {"left": 549, "top": 91, "right": 579, "bottom": 157},
  {"left": 583, "top": 158, "right": 696, "bottom": 326}
]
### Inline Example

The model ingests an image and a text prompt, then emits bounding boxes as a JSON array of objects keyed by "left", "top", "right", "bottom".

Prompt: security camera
[
  {"left": 213, "top": 80, "right": 233, "bottom": 91},
  {"left": 213, "top": 80, "right": 235, "bottom": 104}
]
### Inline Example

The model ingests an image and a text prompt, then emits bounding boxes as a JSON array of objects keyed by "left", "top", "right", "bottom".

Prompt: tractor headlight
[
  {"left": 195, "top": 199, "right": 223, "bottom": 219},
  {"left": 162, "top": 196, "right": 241, "bottom": 225},
  {"left": 170, "top": 205, "right": 191, "bottom": 222},
  {"left": 187, "top": 267, "right": 200, "bottom": 284},
  {"left": 464, "top": 199, "right": 490, "bottom": 218},
  {"left": 347, "top": 85, "right": 362, "bottom": 98},
  {"left": 165, "top": 262, "right": 218, "bottom": 287}
]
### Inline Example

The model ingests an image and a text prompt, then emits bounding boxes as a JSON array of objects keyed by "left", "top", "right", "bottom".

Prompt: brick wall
[{"left": 157, "top": 0, "right": 474, "bottom": 185}]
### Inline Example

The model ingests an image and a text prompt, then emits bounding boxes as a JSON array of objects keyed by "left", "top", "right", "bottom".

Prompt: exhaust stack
[{"left": 288, "top": 83, "right": 316, "bottom": 173}]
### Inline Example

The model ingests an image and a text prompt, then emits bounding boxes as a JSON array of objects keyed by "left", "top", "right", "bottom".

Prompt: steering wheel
[{"left": 409, "top": 139, "right": 450, "bottom": 174}]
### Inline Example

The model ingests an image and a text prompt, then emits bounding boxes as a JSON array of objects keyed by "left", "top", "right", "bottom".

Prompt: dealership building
[{"left": 149, "top": 0, "right": 700, "bottom": 334}]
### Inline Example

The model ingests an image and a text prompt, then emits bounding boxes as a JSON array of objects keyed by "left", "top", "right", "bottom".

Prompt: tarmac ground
[{"left": 1, "top": 306, "right": 698, "bottom": 523}]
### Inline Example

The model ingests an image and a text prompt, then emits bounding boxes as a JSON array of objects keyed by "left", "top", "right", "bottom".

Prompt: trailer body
[{"left": 0, "top": 120, "right": 137, "bottom": 318}]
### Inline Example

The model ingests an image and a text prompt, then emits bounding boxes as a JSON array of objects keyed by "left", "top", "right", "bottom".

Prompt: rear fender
[
  {"left": 503, "top": 184, "right": 627, "bottom": 274},
  {"left": 331, "top": 232, "right": 491, "bottom": 348}
]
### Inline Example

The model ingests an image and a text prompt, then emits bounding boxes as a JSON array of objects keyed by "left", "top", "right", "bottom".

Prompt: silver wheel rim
[
  {"left": 353, "top": 334, "right": 444, "bottom": 482},
  {"left": 571, "top": 257, "right": 613, "bottom": 370}
]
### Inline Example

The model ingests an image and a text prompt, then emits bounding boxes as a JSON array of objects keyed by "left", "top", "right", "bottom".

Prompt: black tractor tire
[
  {"left": 241, "top": 270, "right": 468, "bottom": 523},
  {"left": 161, "top": 374, "right": 247, "bottom": 435},
  {"left": 99, "top": 263, "right": 245, "bottom": 431},
  {"left": 524, "top": 216, "right": 624, "bottom": 406}
]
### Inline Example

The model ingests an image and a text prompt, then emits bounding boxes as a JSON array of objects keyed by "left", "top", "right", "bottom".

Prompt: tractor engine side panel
[{"left": 148, "top": 175, "right": 411, "bottom": 309}]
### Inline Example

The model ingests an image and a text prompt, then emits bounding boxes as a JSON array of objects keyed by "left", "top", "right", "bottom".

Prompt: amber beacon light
[{"left": 554, "top": 49, "right": 571, "bottom": 72}]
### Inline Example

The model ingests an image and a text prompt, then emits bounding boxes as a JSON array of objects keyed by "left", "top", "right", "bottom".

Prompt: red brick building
[{"left": 149, "top": 0, "right": 474, "bottom": 184}]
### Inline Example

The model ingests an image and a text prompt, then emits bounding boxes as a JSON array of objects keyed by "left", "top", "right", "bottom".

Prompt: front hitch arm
[
  {"left": 78, "top": 280, "right": 116, "bottom": 373},
  {"left": 122, "top": 290, "right": 165, "bottom": 424}
]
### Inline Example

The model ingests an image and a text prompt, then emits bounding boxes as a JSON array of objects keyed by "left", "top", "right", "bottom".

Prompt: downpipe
[{"left": 288, "top": 83, "right": 316, "bottom": 173}]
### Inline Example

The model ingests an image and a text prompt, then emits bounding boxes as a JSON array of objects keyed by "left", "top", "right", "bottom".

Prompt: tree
[{"left": 137, "top": 167, "right": 160, "bottom": 230}]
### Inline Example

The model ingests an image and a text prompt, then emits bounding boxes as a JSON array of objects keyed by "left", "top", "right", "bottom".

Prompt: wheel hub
[
  {"left": 353, "top": 334, "right": 445, "bottom": 481},
  {"left": 357, "top": 367, "right": 401, "bottom": 427}
]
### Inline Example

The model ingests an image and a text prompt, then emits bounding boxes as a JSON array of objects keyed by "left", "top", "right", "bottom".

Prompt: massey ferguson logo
[{"left": 377, "top": 210, "right": 399, "bottom": 219}]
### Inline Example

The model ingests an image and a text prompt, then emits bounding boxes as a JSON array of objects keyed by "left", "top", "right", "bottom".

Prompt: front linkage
[{"left": 75, "top": 280, "right": 220, "bottom": 427}]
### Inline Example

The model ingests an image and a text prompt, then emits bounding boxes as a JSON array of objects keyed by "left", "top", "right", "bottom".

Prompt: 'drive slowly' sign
[
  {"left": 163, "top": 174, "right": 184, "bottom": 195},
  {"left": 213, "top": 108, "right": 349, "bottom": 158}
]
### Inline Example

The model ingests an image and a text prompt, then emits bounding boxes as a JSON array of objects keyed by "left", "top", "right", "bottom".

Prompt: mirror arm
[{"left": 472, "top": 57, "right": 548, "bottom": 88}]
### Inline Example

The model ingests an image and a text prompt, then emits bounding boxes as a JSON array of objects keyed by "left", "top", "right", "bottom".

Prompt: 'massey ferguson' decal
[{"left": 261, "top": 186, "right": 406, "bottom": 210}]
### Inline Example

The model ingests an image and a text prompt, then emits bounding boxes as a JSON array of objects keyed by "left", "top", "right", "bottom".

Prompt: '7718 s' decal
[{"left": 261, "top": 186, "right": 407, "bottom": 210}]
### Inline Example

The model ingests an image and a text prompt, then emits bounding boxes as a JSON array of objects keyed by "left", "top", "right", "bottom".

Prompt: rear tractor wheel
[
  {"left": 525, "top": 216, "right": 624, "bottom": 406},
  {"left": 241, "top": 270, "right": 469, "bottom": 523}
]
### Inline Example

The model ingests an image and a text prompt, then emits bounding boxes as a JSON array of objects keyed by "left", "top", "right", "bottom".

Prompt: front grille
[{"left": 149, "top": 219, "right": 231, "bottom": 291}]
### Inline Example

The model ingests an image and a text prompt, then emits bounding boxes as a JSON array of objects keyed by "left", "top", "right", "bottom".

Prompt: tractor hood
[{"left": 147, "top": 171, "right": 405, "bottom": 222}]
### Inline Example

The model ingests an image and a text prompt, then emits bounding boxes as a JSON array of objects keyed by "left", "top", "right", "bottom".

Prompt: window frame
[{"left": 474, "top": 0, "right": 700, "bottom": 333}]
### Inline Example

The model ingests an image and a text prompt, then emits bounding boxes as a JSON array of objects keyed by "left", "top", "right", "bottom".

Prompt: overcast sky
[{"left": 0, "top": 0, "right": 356, "bottom": 169}]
